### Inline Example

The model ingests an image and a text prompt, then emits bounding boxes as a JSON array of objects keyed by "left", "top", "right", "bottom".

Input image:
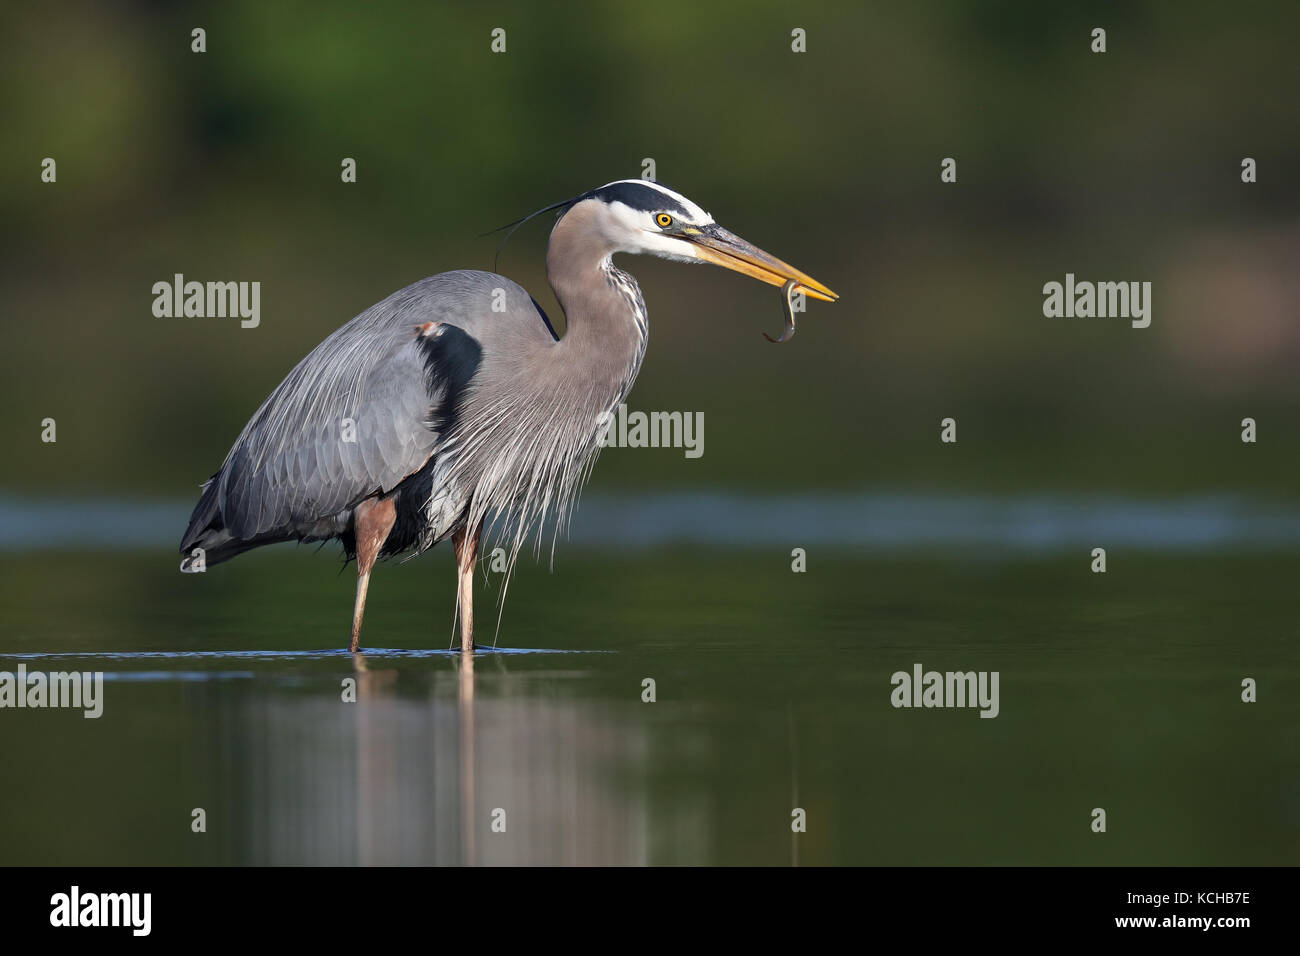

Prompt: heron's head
[{"left": 558, "top": 180, "right": 837, "bottom": 302}]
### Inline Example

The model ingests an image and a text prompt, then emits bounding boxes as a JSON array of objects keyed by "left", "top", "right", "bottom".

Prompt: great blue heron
[{"left": 179, "top": 180, "right": 836, "bottom": 652}]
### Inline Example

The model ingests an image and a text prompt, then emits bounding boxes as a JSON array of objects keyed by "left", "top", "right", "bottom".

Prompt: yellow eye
[{"left": 655, "top": 213, "right": 673, "bottom": 228}]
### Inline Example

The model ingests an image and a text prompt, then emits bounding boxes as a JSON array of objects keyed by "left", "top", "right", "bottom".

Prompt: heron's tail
[{"left": 178, "top": 473, "right": 270, "bottom": 571}]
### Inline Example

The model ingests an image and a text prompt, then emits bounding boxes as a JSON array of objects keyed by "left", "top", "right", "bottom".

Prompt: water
[
  {"left": 0, "top": 500, "right": 1297, "bottom": 865},
  {"left": 8, "top": 492, "right": 1300, "bottom": 552}
]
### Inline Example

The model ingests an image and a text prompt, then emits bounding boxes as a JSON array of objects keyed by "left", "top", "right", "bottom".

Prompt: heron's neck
[{"left": 545, "top": 207, "right": 648, "bottom": 401}]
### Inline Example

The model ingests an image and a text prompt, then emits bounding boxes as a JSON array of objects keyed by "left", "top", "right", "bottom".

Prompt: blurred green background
[
  {"left": 1, "top": 2, "right": 1298, "bottom": 867},
  {"left": 3, "top": 0, "right": 1298, "bottom": 500}
]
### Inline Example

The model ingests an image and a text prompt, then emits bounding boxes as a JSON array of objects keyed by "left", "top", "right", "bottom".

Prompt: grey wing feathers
[{"left": 210, "top": 273, "right": 498, "bottom": 542}]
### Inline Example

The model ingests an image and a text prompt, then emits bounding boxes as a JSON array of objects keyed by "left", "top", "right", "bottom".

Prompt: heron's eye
[{"left": 655, "top": 213, "right": 674, "bottom": 228}]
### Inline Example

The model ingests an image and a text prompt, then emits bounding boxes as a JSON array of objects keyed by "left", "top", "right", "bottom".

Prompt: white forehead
[{"left": 598, "top": 179, "right": 713, "bottom": 223}]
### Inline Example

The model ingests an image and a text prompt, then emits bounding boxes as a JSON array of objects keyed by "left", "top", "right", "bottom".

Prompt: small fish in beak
[
  {"left": 677, "top": 223, "right": 835, "bottom": 343},
  {"left": 763, "top": 279, "right": 800, "bottom": 344}
]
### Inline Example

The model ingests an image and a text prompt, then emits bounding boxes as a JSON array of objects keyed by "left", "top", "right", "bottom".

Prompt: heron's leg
[
  {"left": 349, "top": 497, "right": 397, "bottom": 653},
  {"left": 452, "top": 523, "right": 482, "bottom": 653}
]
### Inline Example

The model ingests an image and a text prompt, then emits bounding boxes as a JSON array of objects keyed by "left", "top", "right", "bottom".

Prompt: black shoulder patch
[{"left": 415, "top": 323, "right": 483, "bottom": 435}]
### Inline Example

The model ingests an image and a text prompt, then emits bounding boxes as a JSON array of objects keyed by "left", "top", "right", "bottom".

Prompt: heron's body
[{"left": 179, "top": 180, "right": 835, "bottom": 651}]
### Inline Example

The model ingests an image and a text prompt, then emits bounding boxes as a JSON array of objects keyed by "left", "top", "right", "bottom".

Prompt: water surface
[{"left": 1, "top": 536, "right": 1295, "bottom": 865}]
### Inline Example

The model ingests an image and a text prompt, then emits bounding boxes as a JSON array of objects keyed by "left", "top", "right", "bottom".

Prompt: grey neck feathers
[
  {"left": 546, "top": 201, "right": 648, "bottom": 404},
  {"left": 450, "top": 202, "right": 651, "bottom": 576}
]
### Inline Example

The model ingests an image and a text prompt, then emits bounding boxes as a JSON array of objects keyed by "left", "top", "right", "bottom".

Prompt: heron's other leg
[
  {"left": 349, "top": 496, "right": 397, "bottom": 653},
  {"left": 452, "top": 523, "right": 482, "bottom": 653}
]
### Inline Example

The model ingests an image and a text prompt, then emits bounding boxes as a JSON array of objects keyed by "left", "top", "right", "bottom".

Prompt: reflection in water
[
  {"left": 222, "top": 654, "right": 647, "bottom": 865},
  {"left": 6, "top": 546, "right": 1296, "bottom": 865},
  {"left": 457, "top": 653, "right": 475, "bottom": 867}
]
